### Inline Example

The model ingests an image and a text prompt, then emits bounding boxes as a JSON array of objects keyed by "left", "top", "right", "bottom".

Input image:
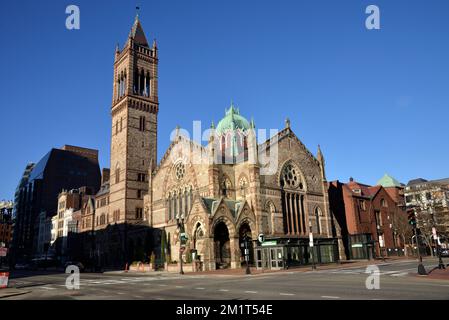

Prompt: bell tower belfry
[{"left": 109, "top": 14, "right": 158, "bottom": 223}]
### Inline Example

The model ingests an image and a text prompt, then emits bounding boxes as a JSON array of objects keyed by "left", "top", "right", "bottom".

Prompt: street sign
[
  {"left": 0, "top": 272, "right": 9, "bottom": 289},
  {"left": 351, "top": 243, "right": 363, "bottom": 248},
  {"left": 379, "top": 235, "right": 385, "bottom": 248},
  {"left": 258, "top": 233, "right": 265, "bottom": 243},
  {"left": 309, "top": 233, "right": 314, "bottom": 247},
  {"left": 0, "top": 248, "right": 7, "bottom": 257}
]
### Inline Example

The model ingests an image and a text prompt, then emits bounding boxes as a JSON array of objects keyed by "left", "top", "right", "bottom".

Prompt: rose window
[
  {"left": 174, "top": 162, "right": 185, "bottom": 180},
  {"left": 282, "top": 163, "right": 303, "bottom": 189}
]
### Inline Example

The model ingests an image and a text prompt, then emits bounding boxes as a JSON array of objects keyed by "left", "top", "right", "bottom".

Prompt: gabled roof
[
  {"left": 345, "top": 180, "right": 372, "bottom": 197},
  {"left": 257, "top": 127, "right": 320, "bottom": 166},
  {"left": 201, "top": 197, "right": 243, "bottom": 218},
  {"left": 129, "top": 15, "right": 149, "bottom": 47}
]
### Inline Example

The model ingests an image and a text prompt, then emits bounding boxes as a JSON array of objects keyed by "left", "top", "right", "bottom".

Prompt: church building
[{"left": 86, "top": 15, "right": 342, "bottom": 270}]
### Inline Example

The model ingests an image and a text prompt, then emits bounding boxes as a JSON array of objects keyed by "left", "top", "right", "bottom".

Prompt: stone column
[
  {"left": 285, "top": 193, "right": 291, "bottom": 234},
  {"left": 230, "top": 236, "right": 240, "bottom": 269},
  {"left": 288, "top": 193, "right": 295, "bottom": 235},
  {"left": 203, "top": 236, "right": 215, "bottom": 271},
  {"left": 293, "top": 194, "right": 300, "bottom": 235}
]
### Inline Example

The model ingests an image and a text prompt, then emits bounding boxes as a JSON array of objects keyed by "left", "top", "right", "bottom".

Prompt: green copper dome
[
  {"left": 215, "top": 103, "right": 251, "bottom": 135},
  {"left": 377, "top": 174, "right": 402, "bottom": 188}
]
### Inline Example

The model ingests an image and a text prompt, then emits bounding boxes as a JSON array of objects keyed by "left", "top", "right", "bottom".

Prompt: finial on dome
[{"left": 285, "top": 117, "right": 291, "bottom": 129}]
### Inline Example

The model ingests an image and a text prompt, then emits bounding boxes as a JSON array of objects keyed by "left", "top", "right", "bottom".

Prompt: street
[{"left": 2, "top": 258, "right": 448, "bottom": 300}]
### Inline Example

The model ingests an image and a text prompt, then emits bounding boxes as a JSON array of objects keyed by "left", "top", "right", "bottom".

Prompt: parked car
[
  {"left": 30, "top": 258, "right": 59, "bottom": 270},
  {"left": 14, "top": 263, "right": 30, "bottom": 270},
  {"left": 64, "top": 261, "right": 85, "bottom": 272}
]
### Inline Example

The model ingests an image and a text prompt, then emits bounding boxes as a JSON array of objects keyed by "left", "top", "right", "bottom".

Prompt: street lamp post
[
  {"left": 176, "top": 213, "right": 185, "bottom": 275},
  {"left": 243, "top": 235, "right": 251, "bottom": 275}
]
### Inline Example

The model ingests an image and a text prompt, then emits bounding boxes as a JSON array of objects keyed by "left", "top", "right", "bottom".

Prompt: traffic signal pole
[
  {"left": 408, "top": 209, "right": 427, "bottom": 275},
  {"left": 413, "top": 226, "right": 427, "bottom": 275}
]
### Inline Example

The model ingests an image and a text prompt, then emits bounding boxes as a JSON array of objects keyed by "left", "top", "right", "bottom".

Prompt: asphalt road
[{"left": 3, "top": 258, "right": 449, "bottom": 300}]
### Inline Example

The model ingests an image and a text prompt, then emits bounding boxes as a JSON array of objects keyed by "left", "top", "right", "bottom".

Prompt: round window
[
  {"left": 174, "top": 162, "right": 185, "bottom": 180},
  {"left": 282, "top": 163, "right": 303, "bottom": 189}
]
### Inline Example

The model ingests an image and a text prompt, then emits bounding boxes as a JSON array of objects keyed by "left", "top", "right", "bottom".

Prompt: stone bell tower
[{"left": 109, "top": 14, "right": 158, "bottom": 223}]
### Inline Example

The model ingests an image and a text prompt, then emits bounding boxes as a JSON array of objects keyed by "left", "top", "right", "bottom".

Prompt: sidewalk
[
  {"left": 108, "top": 256, "right": 412, "bottom": 277},
  {"left": 420, "top": 265, "right": 449, "bottom": 281}
]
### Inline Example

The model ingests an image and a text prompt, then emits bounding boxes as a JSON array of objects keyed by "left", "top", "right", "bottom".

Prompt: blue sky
[{"left": 1, "top": 0, "right": 448, "bottom": 200}]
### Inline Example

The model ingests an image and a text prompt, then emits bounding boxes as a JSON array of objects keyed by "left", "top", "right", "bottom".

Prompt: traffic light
[{"left": 408, "top": 211, "right": 417, "bottom": 228}]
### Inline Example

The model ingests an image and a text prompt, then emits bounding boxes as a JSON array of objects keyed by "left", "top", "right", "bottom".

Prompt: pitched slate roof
[
  {"left": 129, "top": 15, "right": 149, "bottom": 47},
  {"left": 201, "top": 197, "right": 242, "bottom": 218}
]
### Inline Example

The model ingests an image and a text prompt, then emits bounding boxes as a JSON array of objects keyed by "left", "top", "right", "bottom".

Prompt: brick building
[{"left": 329, "top": 176, "right": 407, "bottom": 260}]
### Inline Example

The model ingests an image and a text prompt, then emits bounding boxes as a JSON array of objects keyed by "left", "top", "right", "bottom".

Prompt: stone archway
[
  {"left": 213, "top": 221, "right": 231, "bottom": 269},
  {"left": 238, "top": 222, "right": 254, "bottom": 266}
]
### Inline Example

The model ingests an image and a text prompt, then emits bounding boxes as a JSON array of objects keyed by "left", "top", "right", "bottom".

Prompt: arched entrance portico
[{"left": 214, "top": 222, "right": 231, "bottom": 269}]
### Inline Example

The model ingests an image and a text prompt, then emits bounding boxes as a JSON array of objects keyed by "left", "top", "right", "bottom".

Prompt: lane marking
[
  {"left": 390, "top": 272, "right": 409, "bottom": 277},
  {"left": 219, "top": 289, "right": 229, "bottom": 292},
  {"left": 195, "top": 287, "right": 205, "bottom": 290},
  {"left": 245, "top": 291, "right": 258, "bottom": 294},
  {"left": 39, "top": 286, "right": 56, "bottom": 290},
  {"left": 322, "top": 295, "right": 340, "bottom": 299},
  {"left": 158, "top": 284, "right": 167, "bottom": 287},
  {"left": 175, "top": 286, "right": 184, "bottom": 288},
  {"left": 279, "top": 293, "right": 294, "bottom": 296}
]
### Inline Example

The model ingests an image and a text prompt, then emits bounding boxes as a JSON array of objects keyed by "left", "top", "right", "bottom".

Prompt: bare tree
[
  {"left": 408, "top": 186, "right": 449, "bottom": 256},
  {"left": 391, "top": 209, "right": 413, "bottom": 255}
]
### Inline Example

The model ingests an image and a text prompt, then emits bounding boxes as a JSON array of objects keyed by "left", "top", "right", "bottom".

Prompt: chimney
[
  {"left": 349, "top": 177, "right": 354, "bottom": 182},
  {"left": 102, "top": 168, "right": 110, "bottom": 184}
]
